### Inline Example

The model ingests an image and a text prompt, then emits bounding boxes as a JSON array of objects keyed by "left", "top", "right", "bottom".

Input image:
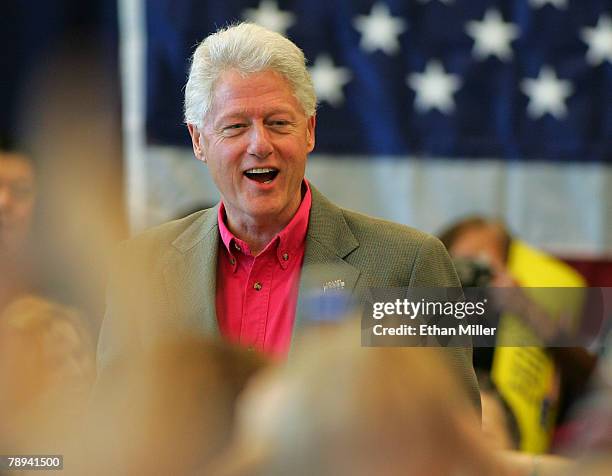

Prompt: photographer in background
[{"left": 439, "top": 216, "right": 594, "bottom": 454}]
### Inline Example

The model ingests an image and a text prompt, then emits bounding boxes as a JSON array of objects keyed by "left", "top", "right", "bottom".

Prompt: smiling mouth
[{"left": 244, "top": 167, "right": 279, "bottom": 184}]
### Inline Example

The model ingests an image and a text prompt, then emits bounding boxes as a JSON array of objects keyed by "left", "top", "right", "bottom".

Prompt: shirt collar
[{"left": 217, "top": 180, "right": 312, "bottom": 268}]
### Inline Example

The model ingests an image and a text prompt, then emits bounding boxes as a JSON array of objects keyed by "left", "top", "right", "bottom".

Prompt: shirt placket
[{"left": 240, "top": 250, "right": 275, "bottom": 350}]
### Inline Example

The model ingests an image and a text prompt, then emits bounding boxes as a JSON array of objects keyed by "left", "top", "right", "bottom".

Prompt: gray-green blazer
[{"left": 98, "top": 185, "right": 479, "bottom": 409}]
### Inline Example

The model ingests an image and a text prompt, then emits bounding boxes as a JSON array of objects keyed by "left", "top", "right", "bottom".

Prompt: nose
[{"left": 246, "top": 122, "right": 273, "bottom": 159}]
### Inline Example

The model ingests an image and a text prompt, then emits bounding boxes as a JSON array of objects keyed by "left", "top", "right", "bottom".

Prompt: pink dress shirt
[{"left": 215, "top": 182, "right": 312, "bottom": 359}]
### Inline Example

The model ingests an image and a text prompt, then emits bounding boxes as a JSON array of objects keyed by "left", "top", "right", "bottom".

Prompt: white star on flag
[
  {"left": 581, "top": 15, "right": 612, "bottom": 66},
  {"left": 242, "top": 0, "right": 295, "bottom": 35},
  {"left": 407, "top": 60, "right": 462, "bottom": 114},
  {"left": 466, "top": 9, "right": 520, "bottom": 61},
  {"left": 309, "top": 55, "right": 352, "bottom": 107},
  {"left": 353, "top": 2, "right": 407, "bottom": 55},
  {"left": 528, "top": 0, "right": 568, "bottom": 10},
  {"left": 521, "top": 66, "right": 573, "bottom": 120}
]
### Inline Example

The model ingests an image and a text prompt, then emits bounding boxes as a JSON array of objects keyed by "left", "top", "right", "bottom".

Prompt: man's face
[
  {"left": 188, "top": 69, "right": 315, "bottom": 228},
  {"left": 0, "top": 154, "right": 36, "bottom": 251}
]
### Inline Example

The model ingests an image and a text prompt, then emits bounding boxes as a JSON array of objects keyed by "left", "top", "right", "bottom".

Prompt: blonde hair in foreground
[{"left": 221, "top": 323, "right": 503, "bottom": 476}]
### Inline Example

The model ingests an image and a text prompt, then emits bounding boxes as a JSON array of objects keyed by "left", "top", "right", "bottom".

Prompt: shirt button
[
  {"left": 234, "top": 242, "right": 241, "bottom": 251},
  {"left": 253, "top": 282, "right": 262, "bottom": 291},
  {"left": 230, "top": 257, "right": 236, "bottom": 265},
  {"left": 282, "top": 252, "right": 289, "bottom": 261}
]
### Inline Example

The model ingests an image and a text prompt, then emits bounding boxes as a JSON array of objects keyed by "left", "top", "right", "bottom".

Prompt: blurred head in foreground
[
  {"left": 84, "top": 335, "right": 268, "bottom": 476},
  {"left": 223, "top": 323, "right": 501, "bottom": 476},
  {"left": 0, "top": 295, "right": 95, "bottom": 453}
]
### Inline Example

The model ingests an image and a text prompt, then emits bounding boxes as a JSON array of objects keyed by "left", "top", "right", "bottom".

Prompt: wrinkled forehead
[{"left": 207, "top": 68, "right": 303, "bottom": 117}]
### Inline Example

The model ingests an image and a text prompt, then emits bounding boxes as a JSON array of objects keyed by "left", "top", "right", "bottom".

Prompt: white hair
[{"left": 184, "top": 23, "right": 317, "bottom": 127}]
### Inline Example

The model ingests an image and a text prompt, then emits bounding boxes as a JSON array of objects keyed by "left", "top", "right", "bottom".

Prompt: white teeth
[{"left": 245, "top": 167, "right": 275, "bottom": 174}]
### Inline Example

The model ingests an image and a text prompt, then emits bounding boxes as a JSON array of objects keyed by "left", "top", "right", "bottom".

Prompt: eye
[
  {"left": 267, "top": 119, "right": 293, "bottom": 130},
  {"left": 221, "top": 123, "right": 247, "bottom": 137}
]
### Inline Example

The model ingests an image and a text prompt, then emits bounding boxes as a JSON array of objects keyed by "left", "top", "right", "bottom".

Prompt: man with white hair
[{"left": 99, "top": 23, "right": 478, "bottom": 407}]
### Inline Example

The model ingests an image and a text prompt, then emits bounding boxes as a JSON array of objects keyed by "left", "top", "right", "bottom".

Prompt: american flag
[{"left": 120, "top": 0, "right": 611, "bottom": 258}]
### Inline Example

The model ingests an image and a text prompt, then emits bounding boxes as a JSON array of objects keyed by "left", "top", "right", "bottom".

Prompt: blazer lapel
[
  {"left": 163, "top": 207, "right": 220, "bottom": 336},
  {"left": 294, "top": 185, "right": 362, "bottom": 331}
]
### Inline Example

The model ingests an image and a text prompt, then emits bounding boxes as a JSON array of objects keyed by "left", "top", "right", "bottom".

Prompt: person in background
[
  {"left": 439, "top": 215, "right": 595, "bottom": 454},
  {"left": 0, "top": 150, "right": 100, "bottom": 472},
  {"left": 0, "top": 150, "right": 36, "bottom": 311},
  {"left": 439, "top": 216, "right": 586, "bottom": 289}
]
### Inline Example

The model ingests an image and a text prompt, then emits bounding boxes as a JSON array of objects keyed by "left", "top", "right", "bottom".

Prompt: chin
[{"left": 246, "top": 205, "right": 283, "bottom": 218}]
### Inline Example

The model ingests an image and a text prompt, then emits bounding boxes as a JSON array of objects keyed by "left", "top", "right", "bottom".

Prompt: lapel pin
[{"left": 323, "top": 279, "right": 345, "bottom": 293}]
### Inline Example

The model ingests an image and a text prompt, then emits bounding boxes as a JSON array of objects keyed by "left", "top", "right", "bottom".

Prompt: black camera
[{"left": 452, "top": 257, "right": 494, "bottom": 288}]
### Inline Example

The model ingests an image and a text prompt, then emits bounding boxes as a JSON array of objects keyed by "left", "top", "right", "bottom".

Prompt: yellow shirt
[{"left": 491, "top": 239, "right": 585, "bottom": 453}]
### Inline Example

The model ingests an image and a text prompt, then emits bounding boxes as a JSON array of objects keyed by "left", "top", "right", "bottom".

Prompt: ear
[
  {"left": 306, "top": 114, "right": 316, "bottom": 153},
  {"left": 187, "top": 123, "right": 206, "bottom": 163}
]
